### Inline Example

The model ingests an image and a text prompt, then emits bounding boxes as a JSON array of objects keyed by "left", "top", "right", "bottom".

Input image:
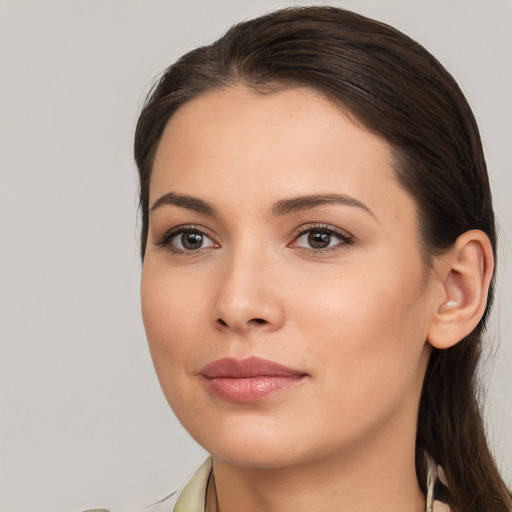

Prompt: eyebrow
[
  {"left": 150, "top": 192, "right": 216, "bottom": 215},
  {"left": 150, "top": 192, "right": 374, "bottom": 218},
  {"left": 272, "top": 194, "right": 374, "bottom": 218}
]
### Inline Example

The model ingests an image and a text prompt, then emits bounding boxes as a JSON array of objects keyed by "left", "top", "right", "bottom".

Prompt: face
[{"left": 141, "top": 87, "right": 435, "bottom": 469}]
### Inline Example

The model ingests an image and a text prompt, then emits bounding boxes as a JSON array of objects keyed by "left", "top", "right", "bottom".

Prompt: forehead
[{"left": 150, "top": 86, "right": 415, "bottom": 226}]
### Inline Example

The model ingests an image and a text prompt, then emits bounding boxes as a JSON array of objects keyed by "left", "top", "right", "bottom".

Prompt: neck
[{"left": 208, "top": 411, "right": 425, "bottom": 512}]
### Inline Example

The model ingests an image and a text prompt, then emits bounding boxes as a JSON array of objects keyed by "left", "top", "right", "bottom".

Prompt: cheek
[
  {"left": 140, "top": 266, "right": 209, "bottom": 372},
  {"left": 290, "top": 266, "right": 431, "bottom": 447},
  {"left": 295, "top": 255, "right": 431, "bottom": 388}
]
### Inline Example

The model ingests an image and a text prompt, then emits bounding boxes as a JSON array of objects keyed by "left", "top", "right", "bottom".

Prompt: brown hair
[{"left": 134, "top": 6, "right": 511, "bottom": 511}]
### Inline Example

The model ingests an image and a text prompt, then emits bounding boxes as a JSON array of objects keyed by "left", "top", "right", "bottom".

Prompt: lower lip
[{"left": 203, "top": 375, "right": 305, "bottom": 403}]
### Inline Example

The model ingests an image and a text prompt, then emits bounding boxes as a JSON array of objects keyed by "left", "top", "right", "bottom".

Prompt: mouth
[{"left": 199, "top": 356, "right": 308, "bottom": 403}]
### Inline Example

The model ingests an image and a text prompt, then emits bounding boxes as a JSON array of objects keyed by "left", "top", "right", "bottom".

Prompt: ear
[{"left": 427, "top": 230, "right": 494, "bottom": 349}]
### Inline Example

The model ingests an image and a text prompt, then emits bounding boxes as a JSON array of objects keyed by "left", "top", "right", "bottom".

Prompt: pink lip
[{"left": 199, "top": 356, "right": 307, "bottom": 403}]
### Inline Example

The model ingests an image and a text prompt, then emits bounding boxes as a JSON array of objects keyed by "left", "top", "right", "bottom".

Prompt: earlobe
[{"left": 427, "top": 230, "right": 494, "bottom": 350}]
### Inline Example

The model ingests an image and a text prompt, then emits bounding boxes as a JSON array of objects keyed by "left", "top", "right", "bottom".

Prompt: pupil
[
  {"left": 182, "top": 232, "right": 203, "bottom": 250},
  {"left": 308, "top": 231, "right": 330, "bottom": 249}
]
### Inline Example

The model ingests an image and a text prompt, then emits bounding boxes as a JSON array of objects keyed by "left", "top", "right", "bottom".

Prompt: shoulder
[
  {"left": 79, "top": 459, "right": 211, "bottom": 512},
  {"left": 135, "top": 458, "right": 212, "bottom": 512},
  {"left": 144, "top": 490, "right": 180, "bottom": 512},
  {"left": 140, "top": 457, "right": 214, "bottom": 512},
  {"left": 79, "top": 493, "right": 179, "bottom": 512}
]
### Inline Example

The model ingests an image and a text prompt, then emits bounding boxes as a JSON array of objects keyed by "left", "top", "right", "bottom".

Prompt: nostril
[{"left": 215, "top": 317, "right": 269, "bottom": 329}]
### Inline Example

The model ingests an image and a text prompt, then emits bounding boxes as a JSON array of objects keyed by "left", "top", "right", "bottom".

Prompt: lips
[{"left": 199, "top": 356, "right": 307, "bottom": 402}]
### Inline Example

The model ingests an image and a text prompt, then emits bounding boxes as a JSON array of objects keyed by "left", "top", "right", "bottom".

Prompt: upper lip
[{"left": 199, "top": 356, "right": 306, "bottom": 378}]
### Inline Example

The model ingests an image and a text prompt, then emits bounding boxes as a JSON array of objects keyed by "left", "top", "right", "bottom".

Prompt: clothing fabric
[{"left": 147, "top": 454, "right": 451, "bottom": 512}]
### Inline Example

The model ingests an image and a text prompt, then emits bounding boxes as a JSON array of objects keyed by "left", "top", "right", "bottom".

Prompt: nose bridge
[{"left": 212, "top": 239, "right": 284, "bottom": 332}]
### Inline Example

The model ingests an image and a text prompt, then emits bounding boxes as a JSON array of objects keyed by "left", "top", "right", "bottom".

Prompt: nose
[{"left": 211, "top": 248, "right": 285, "bottom": 334}]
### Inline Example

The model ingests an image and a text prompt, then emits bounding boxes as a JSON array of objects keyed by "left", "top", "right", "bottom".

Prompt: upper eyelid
[
  {"left": 163, "top": 224, "right": 212, "bottom": 235},
  {"left": 155, "top": 224, "right": 217, "bottom": 245},
  {"left": 293, "top": 223, "right": 354, "bottom": 239}
]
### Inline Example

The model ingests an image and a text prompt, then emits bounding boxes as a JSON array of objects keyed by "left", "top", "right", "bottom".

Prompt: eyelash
[{"left": 155, "top": 223, "right": 354, "bottom": 256}]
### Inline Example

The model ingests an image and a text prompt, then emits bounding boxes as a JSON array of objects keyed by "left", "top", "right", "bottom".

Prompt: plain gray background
[{"left": 0, "top": 1, "right": 511, "bottom": 511}]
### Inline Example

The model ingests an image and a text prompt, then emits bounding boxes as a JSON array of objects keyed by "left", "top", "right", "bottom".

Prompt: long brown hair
[{"left": 134, "top": 6, "right": 511, "bottom": 511}]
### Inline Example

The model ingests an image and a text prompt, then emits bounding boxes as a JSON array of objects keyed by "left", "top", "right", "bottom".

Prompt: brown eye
[
  {"left": 180, "top": 232, "right": 204, "bottom": 250},
  {"left": 307, "top": 231, "right": 332, "bottom": 249},
  {"left": 168, "top": 229, "right": 216, "bottom": 251}
]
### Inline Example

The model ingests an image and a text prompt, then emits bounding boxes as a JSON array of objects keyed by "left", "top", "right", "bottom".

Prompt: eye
[
  {"left": 157, "top": 226, "right": 218, "bottom": 253},
  {"left": 291, "top": 225, "right": 353, "bottom": 251},
  {"left": 173, "top": 231, "right": 214, "bottom": 251}
]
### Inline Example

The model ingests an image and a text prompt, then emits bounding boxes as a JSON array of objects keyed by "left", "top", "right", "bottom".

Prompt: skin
[{"left": 141, "top": 86, "right": 442, "bottom": 512}]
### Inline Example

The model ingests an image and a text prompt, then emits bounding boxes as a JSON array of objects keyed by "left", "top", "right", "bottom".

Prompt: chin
[
  {"left": 209, "top": 442, "right": 307, "bottom": 469},
  {"left": 179, "top": 414, "right": 303, "bottom": 467},
  {"left": 186, "top": 417, "right": 341, "bottom": 470}
]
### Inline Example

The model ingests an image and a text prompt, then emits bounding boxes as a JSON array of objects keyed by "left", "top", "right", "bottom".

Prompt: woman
[{"left": 134, "top": 6, "right": 511, "bottom": 512}]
